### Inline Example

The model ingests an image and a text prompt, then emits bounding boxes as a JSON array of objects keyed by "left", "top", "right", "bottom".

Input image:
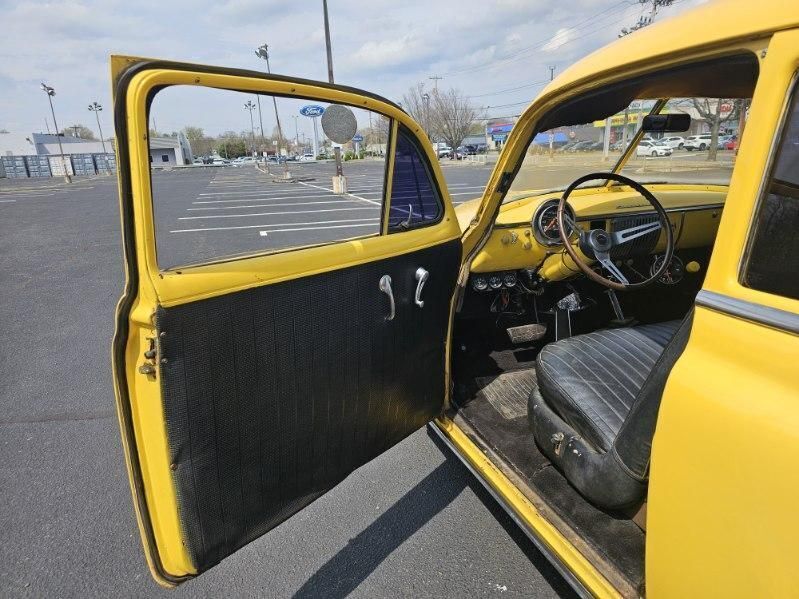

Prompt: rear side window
[
  {"left": 388, "top": 127, "right": 443, "bottom": 231},
  {"left": 743, "top": 81, "right": 799, "bottom": 299}
]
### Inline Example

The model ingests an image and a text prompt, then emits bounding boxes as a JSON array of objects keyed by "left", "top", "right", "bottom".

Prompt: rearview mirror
[{"left": 641, "top": 113, "right": 690, "bottom": 133}]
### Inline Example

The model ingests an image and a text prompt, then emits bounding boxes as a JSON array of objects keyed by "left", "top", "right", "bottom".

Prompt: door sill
[{"left": 431, "top": 415, "right": 633, "bottom": 599}]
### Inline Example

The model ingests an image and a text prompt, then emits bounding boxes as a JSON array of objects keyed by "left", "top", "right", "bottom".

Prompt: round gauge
[
  {"left": 488, "top": 274, "right": 503, "bottom": 289},
  {"left": 532, "top": 199, "right": 576, "bottom": 246},
  {"left": 503, "top": 272, "right": 517, "bottom": 287},
  {"left": 472, "top": 275, "right": 488, "bottom": 291},
  {"left": 650, "top": 254, "right": 685, "bottom": 285}
]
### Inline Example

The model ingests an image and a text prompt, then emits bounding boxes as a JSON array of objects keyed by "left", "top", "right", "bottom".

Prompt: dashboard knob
[{"left": 686, "top": 261, "right": 701, "bottom": 273}]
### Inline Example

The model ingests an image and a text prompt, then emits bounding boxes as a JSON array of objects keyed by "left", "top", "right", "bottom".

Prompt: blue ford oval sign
[{"left": 299, "top": 105, "right": 325, "bottom": 117}]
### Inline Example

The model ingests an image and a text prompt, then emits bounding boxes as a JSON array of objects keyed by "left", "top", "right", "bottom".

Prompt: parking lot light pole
[
  {"left": 323, "top": 0, "right": 346, "bottom": 193},
  {"left": 41, "top": 83, "right": 70, "bottom": 183},
  {"left": 291, "top": 115, "right": 300, "bottom": 150},
  {"left": 255, "top": 43, "right": 291, "bottom": 178},
  {"left": 88, "top": 101, "right": 112, "bottom": 175},
  {"left": 244, "top": 101, "right": 257, "bottom": 156}
]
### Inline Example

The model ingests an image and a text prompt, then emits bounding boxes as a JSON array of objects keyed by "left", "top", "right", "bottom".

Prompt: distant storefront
[{"left": 486, "top": 121, "right": 514, "bottom": 150}]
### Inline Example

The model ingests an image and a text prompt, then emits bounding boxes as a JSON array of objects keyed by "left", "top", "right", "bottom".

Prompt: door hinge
[{"left": 497, "top": 172, "right": 513, "bottom": 194}]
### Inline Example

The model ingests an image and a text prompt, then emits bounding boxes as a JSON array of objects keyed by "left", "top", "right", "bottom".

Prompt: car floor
[{"left": 452, "top": 339, "right": 646, "bottom": 593}]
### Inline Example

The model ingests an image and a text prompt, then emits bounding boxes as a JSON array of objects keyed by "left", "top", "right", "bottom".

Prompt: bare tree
[
  {"left": 691, "top": 98, "right": 739, "bottom": 161},
  {"left": 400, "top": 83, "right": 429, "bottom": 132},
  {"left": 432, "top": 88, "right": 477, "bottom": 158}
]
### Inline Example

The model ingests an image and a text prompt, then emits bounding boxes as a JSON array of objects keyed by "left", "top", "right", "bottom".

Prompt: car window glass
[
  {"left": 387, "top": 126, "right": 443, "bottom": 230},
  {"left": 148, "top": 85, "right": 388, "bottom": 269},
  {"left": 743, "top": 82, "right": 799, "bottom": 300}
]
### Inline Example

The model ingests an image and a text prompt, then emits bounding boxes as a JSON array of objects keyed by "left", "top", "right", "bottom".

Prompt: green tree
[{"left": 61, "top": 124, "right": 96, "bottom": 140}]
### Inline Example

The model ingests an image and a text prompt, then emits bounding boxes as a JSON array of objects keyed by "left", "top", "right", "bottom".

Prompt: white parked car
[
  {"left": 660, "top": 135, "right": 686, "bottom": 149},
  {"left": 636, "top": 140, "right": 673, "bottom": 157},
  {"left": 684, "top": 134, "right": 712, "bottom": 150},
  {"left": 298, "top": 153, "right": 316, "bottom": 162}
]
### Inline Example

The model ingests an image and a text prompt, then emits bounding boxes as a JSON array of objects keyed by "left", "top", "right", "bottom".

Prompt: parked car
[
  {"left": 661, "top": 135, "right": 686, "bottom": 149},
  {"left": 298, "top": 153, "right": 316, "bottom": 162},
  {"left": 636, "top": 139, "right": 673, "bottom": 156},
  {"left": 568, "top": 140, "right": 595, "bottom": 152},
  {"left": 684, "top": 133, "right": 713, "bottom": 150},
  {"left": 716, "top": 134, "right": 734, "bottom": 149},
  {"left": 725, "top": 136, "right": 739, "bottom": 150}
]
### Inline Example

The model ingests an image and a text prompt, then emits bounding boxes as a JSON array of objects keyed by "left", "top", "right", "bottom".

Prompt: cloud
[{"left": 541, "top": 28, "right": 576, "bottom": 53}]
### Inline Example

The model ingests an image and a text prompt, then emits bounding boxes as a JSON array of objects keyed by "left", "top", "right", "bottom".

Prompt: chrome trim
[
  {"left": 379, "top": 274, "right": 395, "bottom": 320},
  {"left": 427, "top": 422, "right": 593, "bottom": 599},
  {"left": 414, "top": 267, "right": 429, "bottom": 308},
  {"left": 696, "top": 290, "right": 799, "bottom": 335},
  {"left": 532, "top": 199, "right": 576, "bottom": 246}
]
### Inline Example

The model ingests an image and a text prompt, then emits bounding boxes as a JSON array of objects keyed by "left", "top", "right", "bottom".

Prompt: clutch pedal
[{"left": 506, "top": 323, "right": 547, "bottom": 344}]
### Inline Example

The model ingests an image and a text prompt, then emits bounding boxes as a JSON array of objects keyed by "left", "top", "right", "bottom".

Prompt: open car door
[{"left": 110, "top": 56, "right": 462, "bottom": 585}]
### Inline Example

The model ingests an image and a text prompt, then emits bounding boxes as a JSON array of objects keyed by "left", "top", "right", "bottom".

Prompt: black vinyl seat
[{"left": 528, "top": 315, "right": 693, "bottom": 510}]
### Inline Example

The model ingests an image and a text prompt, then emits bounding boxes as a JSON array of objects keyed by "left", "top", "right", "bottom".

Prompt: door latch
[
  {"left": 414, "top": 267, "right": 429, "bottom": 308},
  {"left": 138, "top": 335, "right": 159, "bottom": 377}
]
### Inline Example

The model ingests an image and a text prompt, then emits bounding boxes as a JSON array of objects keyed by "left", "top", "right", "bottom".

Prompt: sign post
[
  {"left": 352, "top": 133, "right": 364, "bottom": 156},
  {"left": 299, "top": 104, "right": 325, "bottom": 159}
]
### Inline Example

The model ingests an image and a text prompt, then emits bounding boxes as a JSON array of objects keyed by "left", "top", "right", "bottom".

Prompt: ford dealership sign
[{"left": 299, "top": 105, "right": 325, "bottom": 117}]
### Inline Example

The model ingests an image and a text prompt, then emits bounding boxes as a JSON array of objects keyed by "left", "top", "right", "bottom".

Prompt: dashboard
[{"left": 457, "top": 184, "right": 726, "bottom": 291}]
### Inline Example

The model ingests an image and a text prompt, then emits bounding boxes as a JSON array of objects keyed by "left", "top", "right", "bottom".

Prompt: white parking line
[
  {"left": 0, "top": 199, "right": 17, "bottom": 203},
  {"left": 179, "top": 206, "right": 378, "bottom": 220},
  {"left": 188, "top": 200, "right": 360, "bottom": 211},
  {"left": 298, "top": 181, "right": 381, "bottom": 207},
  {"left": 194, "top": 193, "right": 335, "bottom": 204},
  {"left": 171, "top": 217, "right": 379, "bottom": 233}
]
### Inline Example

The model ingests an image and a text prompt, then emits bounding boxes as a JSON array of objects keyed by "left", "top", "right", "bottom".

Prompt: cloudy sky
[{"left": 0, "top": 0, "right": 705, "bottom": 140}]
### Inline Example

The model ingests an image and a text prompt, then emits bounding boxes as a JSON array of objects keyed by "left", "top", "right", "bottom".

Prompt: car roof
[{"left": 539, "top": 0, "right": 798, "bottom": 99}]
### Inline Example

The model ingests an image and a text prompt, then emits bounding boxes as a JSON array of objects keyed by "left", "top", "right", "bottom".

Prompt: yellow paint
[
  {"left": 648, "top": 27, "right": 799, "bottom": 597},
  {"left": 112, "top": 57, "right": 460, "bottom": 584},
  {"left": 434, "top": 418, "right": 622, "bottom": 599}
]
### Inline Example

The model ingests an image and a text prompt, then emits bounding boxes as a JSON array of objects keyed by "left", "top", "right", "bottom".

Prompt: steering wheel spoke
[
  {"left": 610, "top": 220, "right": 662, "bottom": 245},
  {"left": 595, "top": 252, "right": 629, "bottom": 285}
]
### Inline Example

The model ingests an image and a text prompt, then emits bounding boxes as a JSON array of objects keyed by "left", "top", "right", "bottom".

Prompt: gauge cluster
[
  {"left": 471, "top": 270, "right": 518, "bottom": 292},
  {"left": 532, "top": 199, "right": 576, "bottom": 246}
]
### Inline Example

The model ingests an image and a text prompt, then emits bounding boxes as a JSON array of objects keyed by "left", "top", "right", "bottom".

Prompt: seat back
[{"left": 612, "top": 311, "right": 694, "bottom": 479}]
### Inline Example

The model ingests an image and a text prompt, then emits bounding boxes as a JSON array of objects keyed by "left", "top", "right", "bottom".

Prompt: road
[{"left": 0, "top": 161, "right": 577, "bottom": 599}]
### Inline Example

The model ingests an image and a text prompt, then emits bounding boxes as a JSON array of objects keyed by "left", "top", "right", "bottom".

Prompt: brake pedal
[{"left": 506, "top": 323, "right": 547, "bottom": 344}]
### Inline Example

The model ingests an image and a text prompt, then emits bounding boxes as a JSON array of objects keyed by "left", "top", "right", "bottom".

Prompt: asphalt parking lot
[{"left": 0, "top": 160, "right": 581, "bottom": 598}]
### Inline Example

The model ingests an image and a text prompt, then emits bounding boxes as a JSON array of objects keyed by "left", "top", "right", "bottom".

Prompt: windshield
[{"left": 506, "top": 96, "right": 748, "bottom": 202}]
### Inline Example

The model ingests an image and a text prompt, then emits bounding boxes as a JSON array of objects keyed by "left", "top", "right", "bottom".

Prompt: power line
[{"left": 465, "top": 79, "right": 550, "bottom": 99}]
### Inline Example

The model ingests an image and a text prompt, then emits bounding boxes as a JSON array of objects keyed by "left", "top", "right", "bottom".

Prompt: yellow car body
[{"left": 110, "top": 1, "right": 799, "bottom": 596}]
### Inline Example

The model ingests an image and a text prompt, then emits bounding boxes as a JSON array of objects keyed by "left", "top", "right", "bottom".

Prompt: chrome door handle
[
  {"left": 379, "top": 275, "right": 395, "bottom": 320},
  {"left": 414, "top": 267, "right": 429, "bottom": 308}
]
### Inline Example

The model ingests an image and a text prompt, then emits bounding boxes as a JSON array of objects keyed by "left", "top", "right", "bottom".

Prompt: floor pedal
[{"left": 506, "top": 323, "right": 547, "bottom": 344}]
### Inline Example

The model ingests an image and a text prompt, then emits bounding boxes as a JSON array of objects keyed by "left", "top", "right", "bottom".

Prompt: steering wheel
[{"left": 557, "top": 172, "right": 674, "bottom": 291}]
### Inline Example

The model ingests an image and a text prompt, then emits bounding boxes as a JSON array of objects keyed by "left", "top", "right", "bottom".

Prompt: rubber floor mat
[{"left": 474, "top": 370, "right": 536, "bottom": 420}]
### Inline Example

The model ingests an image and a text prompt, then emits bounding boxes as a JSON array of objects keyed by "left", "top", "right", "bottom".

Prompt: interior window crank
[
  {"left": 379, "top": 275, "right": 395, "bottom": 320},
  {"left": 414, "top": 267, "right": 429, "bottom": 308}
]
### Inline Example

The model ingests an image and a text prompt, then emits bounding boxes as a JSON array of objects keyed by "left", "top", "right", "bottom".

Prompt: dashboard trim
[{"left": 494, "top": 202, "right": 725, "bottom": 229}]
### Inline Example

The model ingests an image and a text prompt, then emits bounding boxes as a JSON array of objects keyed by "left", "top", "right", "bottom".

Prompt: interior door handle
[
  {"left": 414, "top": 267, "right": 429, "bottom": 308},
  {"left": 379, "top": 275, "right": 395, "bottom": 320}
]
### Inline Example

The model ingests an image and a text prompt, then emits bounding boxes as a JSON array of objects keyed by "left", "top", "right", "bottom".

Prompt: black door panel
[{"left": 155, "top": 239, "right": 461, "bottom": 572}]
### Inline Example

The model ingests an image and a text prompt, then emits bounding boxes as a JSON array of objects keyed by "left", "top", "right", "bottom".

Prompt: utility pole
[
  {"left": 323, "top": 0, "right": 346, "bottom": 192},
  {"left": 71, "top": 125, "right": 80, "bottom": 138},
  {"left": 429, "top": 75, "right": 443, "bottom": 92},
  {"left": 255, "top": 43, "right": 290, "bottom": 176},
  {"left": 256, "top": 96, "right": 265, "bottom": 142},
  {"left": 244, "top": 100, "right": 257, "bottom": 156},
  {"left": 422, "top": 92, "right": 430, "bottom": 139},
  {"left": 291, "top": 115, "right": 300, "bottom": 149},
  {"left": 41, "top": 83, "right": 70, "bottom": 183},
  {"left": 548, "top": 66, "right": 556, "bottom": 81},
  {"left": 619, "top": 0, "right": 673, "bottom": 36}
]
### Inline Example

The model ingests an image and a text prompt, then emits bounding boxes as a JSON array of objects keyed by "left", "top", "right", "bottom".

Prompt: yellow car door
[{"left": 109, "top": 56, "right": 462, "bottom": 585}]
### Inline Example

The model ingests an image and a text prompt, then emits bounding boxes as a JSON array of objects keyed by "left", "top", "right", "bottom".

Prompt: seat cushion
[{"left": 535, "top": 321, "right": 681, "bottom": 452}]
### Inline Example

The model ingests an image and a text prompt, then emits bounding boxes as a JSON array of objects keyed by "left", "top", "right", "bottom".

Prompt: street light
[
  {"left": 41, "top": 83, "right": 70, "bottom": 183},
  {"left": 88, "top": 102, "right": 108, "bottom": 154},
  {"left": 244, "top": 100, "right": 257, "bottom": 156},
  {"left": 255, "top": 43, "right": 290, "bottom": 177},
  {"left": 291, "top": 115, "right": 300, "bottom": 150}
]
